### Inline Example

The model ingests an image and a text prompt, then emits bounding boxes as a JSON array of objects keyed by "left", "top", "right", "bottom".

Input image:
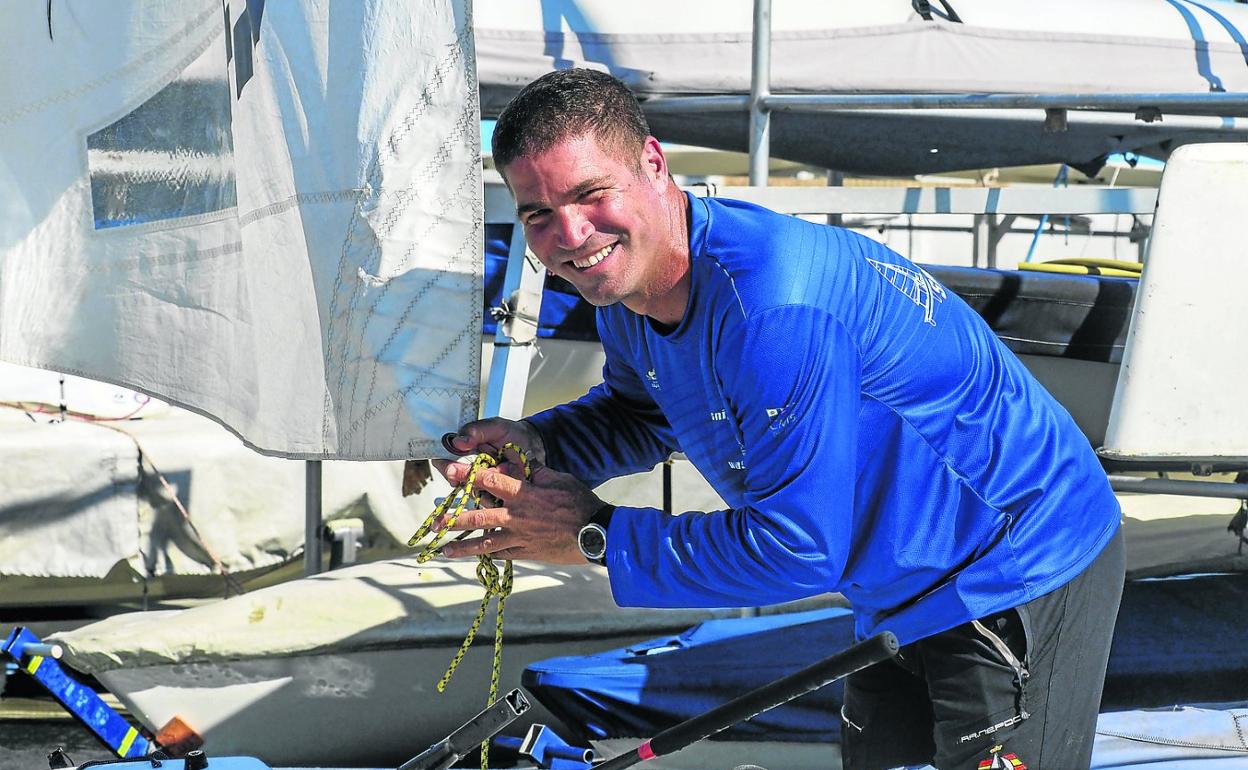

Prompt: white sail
[{"left": 0, "top": 0, "right": 482, "bottom": 459}]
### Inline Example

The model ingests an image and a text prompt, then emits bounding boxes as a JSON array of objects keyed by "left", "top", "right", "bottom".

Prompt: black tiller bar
[{"left": 594, "top": 631, "right": 899, "bottom": 770}]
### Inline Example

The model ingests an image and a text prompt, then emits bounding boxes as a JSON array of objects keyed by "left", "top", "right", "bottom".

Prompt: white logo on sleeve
[
  {"left": 646, "top": 368, "right": 661, "bottom": 389},
  {"left": 865, "top": 258, "right": 947, "bottom": 326}
]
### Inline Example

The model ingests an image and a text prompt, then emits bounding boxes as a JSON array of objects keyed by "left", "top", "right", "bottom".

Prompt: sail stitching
[
  {"left": 338, "top": 47, "right": 475, "bottom": 435},
  {"left": 1, "top": 3, "right": 220, "bottom": 127},
  {"left": 237, "top": 189, "right": 361, "bottom": 228},
  {"left": 322, "top": 25, "right": 469, "bottom": 449}
]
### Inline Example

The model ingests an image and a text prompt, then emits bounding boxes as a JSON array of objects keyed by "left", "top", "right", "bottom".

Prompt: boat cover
[
  {"left": 923, "top": 266, "right": 1136, "bottom": 364},
  {"left": 1093, "top": 704, "right": 1248, "bottom": 768},
  {"left": 1, "top": 0, "right": 481, "bottom": 459},
  {"left": 522, "top": 572, "right": 1248, "bottom": 745},
  {"left": 0, "top": 382, "right": 440, "bottom": 595},
  {"left": 50, "top": 558, "right": 787, "bottom": 674},
  {"left": 475, "top": 0, "right": 1248, "bottom": 175}
]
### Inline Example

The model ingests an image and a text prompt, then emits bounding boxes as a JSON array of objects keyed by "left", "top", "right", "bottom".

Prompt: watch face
[{"left": 578, "top": 523, "right": 607, "bottom": 560}]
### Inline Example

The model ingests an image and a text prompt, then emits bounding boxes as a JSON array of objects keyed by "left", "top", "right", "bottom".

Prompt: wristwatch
[{"left": 577, "top": 503, "right": 616, "bottom": 566}]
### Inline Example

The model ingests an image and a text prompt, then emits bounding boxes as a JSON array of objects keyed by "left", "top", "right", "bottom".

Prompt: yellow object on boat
[{"left": 1018, "top": 258, "right": 1143, "bottom": 277}]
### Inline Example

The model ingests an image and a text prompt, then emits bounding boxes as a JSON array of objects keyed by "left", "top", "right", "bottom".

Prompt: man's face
[{"left": 502, "top": 133, "right": 672, "bottom": 311}]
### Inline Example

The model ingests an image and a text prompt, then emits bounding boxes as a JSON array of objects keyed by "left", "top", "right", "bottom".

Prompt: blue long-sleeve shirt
[{"left": 525, "top": 193, "right": 1121, "bottom": 645}]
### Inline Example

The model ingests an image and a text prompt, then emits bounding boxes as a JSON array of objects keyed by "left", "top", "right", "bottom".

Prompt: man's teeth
[{"left": 573, "top": 244, "right": 612, "bottom": 269}]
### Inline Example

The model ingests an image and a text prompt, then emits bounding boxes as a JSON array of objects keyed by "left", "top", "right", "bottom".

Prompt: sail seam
[
  {"left": 238, "top": 189, "right": 362, "bottom": 228},
  {"left": 1, "top": 3, "right": 220, "bottom": 127}
]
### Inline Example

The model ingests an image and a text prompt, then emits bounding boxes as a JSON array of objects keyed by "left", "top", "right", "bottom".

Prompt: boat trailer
[{"left": 4, "top": 625, "right": 897, "bottom": 770}]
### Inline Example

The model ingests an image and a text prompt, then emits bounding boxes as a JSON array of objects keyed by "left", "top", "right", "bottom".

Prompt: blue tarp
[
  {"left": 525, "top": 607, "right": 856, "bottom": 744},
  {"left": 523, "top": 573, "right": 1248, "bottom": 750},
  {"left": 1104, "top": 573, "right": 1248, "bottom": 712}
]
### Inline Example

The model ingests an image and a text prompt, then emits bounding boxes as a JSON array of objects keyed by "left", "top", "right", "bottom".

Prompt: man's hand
[
  {"left": 404, "top": 419, "right": 546, "bottom": 499},
  {"left": 425, "top": 417, "right": 547, "bottom": 486},
  {"left": 442, "top": 417, "right": 546, "bottom": 463},
  {"left": 435, "top": 459, "right": 602, "bottom": 565}
]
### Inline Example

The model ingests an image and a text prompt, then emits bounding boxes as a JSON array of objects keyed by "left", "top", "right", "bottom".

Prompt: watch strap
[{"left": 588, "top": 502, "right": 616, "bottom": 530}]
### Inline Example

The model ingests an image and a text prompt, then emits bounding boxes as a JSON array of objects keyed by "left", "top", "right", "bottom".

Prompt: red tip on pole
[
  {"left": 637, "top": 741, "right": 657, "bottom": 761},
  {"left": 154, "top": 714, "right": 203, "bottom": 757}
]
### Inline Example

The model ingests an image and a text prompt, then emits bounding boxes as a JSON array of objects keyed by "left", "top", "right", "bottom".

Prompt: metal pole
[
  {"left": 692, "top": 185, "right": 1157, "bottom": 216},
  {"left": 826, "top": 169, "right": 844, "bottom": 227},
  {"left": 1107, "top": 475, "right": 1248, "bottom": 500},
  {"left": 747, "top": 0, "right": 772, "bottom": 187},
  {"left": 972, "top": 214, "right": 990, "bottom": 268},
  {"left": 764, "top": 91, "right": 1248, "bottom": 113},
  {"left": 642, "top": 92, "right": 1248, "bottom": 117},
  {"left": 484, "top": 225, "right": 545, "bottom": 420},
  {"left": 305, "top": 460, "right": 322, "bottom": 575}
]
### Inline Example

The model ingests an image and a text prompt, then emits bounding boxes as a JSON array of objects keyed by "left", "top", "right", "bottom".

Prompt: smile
[{"left": 573, "top": 243, "right": 614, "bottom": 270}]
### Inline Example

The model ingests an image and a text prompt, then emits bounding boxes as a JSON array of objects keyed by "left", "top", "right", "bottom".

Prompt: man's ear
[{"left": 639, "top": 136, "right": 669, "bottom": 185}]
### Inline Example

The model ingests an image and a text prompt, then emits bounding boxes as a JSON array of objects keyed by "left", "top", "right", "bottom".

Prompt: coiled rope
[{"left": 407, "top": 442, "right": 531, "bottom": 770}]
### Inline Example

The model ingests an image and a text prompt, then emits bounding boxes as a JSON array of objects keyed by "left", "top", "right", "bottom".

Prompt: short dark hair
[{"left": 491, "top": 68, "right": 650, "bottom": 171}]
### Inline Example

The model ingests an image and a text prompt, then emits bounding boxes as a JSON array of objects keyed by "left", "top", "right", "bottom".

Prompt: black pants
[{"left": 842, "top": 528, "right": 1125, "bottom": 770}]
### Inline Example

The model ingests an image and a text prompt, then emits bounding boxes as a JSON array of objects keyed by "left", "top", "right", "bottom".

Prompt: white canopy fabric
[
  {"left": 475, "top": 0, "right": 1248, "bottom": 175},
  {"left": 0, "top": 402, "right": 427, "bottom": 583},
  {"left": 0, "top": 355, "right": 724, "bottom": 603},
  {"left": 0, "top": 0, "right": 482, "bottom": 459}
]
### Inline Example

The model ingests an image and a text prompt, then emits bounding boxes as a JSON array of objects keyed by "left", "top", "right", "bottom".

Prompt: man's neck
[{"left": 626, "top": 186, "right": 691, "bottom": 326}]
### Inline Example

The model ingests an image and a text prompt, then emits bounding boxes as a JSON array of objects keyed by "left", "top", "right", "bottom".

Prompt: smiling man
[
  {"left": 503, "top": 127, "right": 690, "bottom": 321},
  {"left": 434, "top": 68, "right": 1124, "bottom": 770}
]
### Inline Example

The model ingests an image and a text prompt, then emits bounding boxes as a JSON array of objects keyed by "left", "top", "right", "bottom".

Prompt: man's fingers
[
  {"left": 439, "top": 507, "right": 509, "bottom": 532},
  {"left": 473, "top": 467, "right": 525, "bottom": 500},
  {"left": 432, "top": 458, "right": 474, "bottom": 486},
  {"left": 449, "top": 419, "right": 515, "bottom": 454},
  {"left": 500, "top": 442, "right": 538, "bottom": 468},
  {"left": 436, "top": 459, "right": 536, "bottom": 496},
  {"left": 442, "top": 531, "right": 516, "bottom": 559}
]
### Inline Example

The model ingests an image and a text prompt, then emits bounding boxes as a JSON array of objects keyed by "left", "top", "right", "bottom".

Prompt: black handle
[{"left": 595, "top": 631, "right": 899, "bottom": 770}]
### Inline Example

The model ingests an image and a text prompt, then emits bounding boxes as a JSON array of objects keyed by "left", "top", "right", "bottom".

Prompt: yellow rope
[{"left": 407, "top": 442, "right": 531, "bottom": 770}]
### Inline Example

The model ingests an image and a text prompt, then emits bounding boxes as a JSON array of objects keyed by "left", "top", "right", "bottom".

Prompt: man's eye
[{"left": 523, "top": 210, "right": 549, "bottom": 225}]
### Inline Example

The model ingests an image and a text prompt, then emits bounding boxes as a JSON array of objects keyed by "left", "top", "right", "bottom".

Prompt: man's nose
[{"left": 554, "top": 207, "right": 593, "bottom": 249}]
